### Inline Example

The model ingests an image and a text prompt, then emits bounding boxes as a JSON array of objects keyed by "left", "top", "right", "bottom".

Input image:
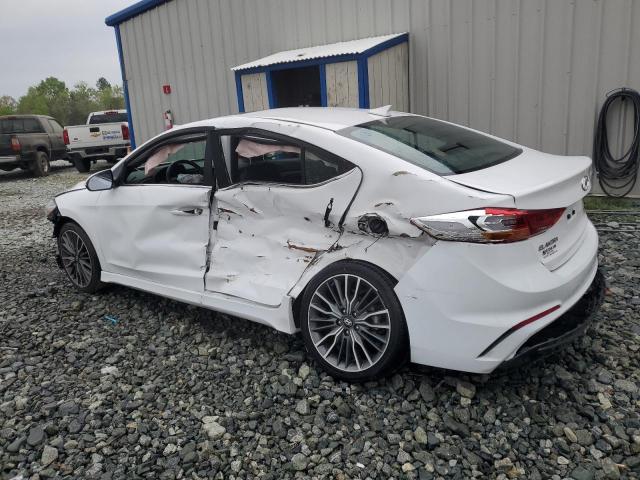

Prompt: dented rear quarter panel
[
  {"left": 206, "top": 117, "right": 515, "bottom": 313},
  {"left": 205, "top": 168, "right": 362, "bottom": 306}
]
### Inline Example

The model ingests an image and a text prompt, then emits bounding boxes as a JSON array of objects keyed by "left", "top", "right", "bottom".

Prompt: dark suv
[{"left": 0, "top": 115, "right": 69, "bottom": 176}]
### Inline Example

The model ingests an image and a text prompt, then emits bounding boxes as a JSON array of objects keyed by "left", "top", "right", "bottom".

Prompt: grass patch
[{"left": 584, "top": 195, "right": 640, "bottom": 211}]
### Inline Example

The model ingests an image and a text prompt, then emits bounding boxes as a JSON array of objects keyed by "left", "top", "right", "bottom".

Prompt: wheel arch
[
  {"left": 35, "top": 145, "right": 50, "bottom": 157},
  {"left": 52, "top": 213, "right": 76, "bottom": 238},
  {"left": 54, "top": 214, "right": 104, "bottom": 270},
  {"left": 291, "top": 258, "right": 399, "bottom": 329}
]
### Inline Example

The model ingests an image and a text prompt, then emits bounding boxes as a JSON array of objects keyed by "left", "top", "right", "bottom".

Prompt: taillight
[
  {"left": 411, "top": 207, "right": 565, "bottom": 243},
  {"left": 62, "top": 129, "right": 69, "bottom": 145},
  {"left": 10, "top": 136, "right": 21, "bottom": 152},
  {"left": 121, "top": 124, "right": 130, "bottom": 141}
]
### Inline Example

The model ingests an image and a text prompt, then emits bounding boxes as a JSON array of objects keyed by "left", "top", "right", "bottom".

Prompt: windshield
[
  {"left": 89, "top": 112, "right": 128, "bottom": 124},
  {"left": 338, "top": 116, "right": 521, "bottom": 175}
]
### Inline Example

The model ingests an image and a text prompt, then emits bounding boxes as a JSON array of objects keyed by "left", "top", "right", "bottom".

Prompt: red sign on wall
[{"left": 162, "top": 84, "right": 171, "bottom": 94}]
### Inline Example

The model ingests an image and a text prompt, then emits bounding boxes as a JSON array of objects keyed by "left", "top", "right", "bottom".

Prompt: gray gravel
[{"left": 1, "top": 163, "right": 639, "bottom": 479}]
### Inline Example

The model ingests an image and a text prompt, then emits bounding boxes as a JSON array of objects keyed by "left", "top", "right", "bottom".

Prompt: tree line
[{"left": 0, "top": 77, "right": 125, "bottom": 126}]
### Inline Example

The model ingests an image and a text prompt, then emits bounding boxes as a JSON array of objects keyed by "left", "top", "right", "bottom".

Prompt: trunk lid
[
  {"left": 447, "top": 148, "right": 592, "bottom": 209},
  {"left": 448, "top": 148, "right": 594, "bottom": 271}
]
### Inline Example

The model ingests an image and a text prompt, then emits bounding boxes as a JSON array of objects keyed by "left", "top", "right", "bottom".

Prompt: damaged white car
[{"left": 47, "top": 107, "right": 604, "bottom": 381}]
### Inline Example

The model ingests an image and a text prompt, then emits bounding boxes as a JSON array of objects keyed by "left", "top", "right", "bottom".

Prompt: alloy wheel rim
[
  {"left": 42, "top": 156, "right": 49, "bottom": 172},
  {"left": 307, "top": 274, "right": 391, "bottom": 372},
  {"left": 60, "top": 230, "right": 92, "bottom": 288}
]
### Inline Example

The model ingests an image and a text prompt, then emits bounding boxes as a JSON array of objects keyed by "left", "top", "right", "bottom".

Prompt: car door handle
[{"left": 170, "top": 207, "right": 203, "bottom": 216}]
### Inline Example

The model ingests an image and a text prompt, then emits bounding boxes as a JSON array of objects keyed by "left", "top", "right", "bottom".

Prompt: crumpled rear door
[{"left": 205, "top": 169, "right": 362, "bottom": 306}]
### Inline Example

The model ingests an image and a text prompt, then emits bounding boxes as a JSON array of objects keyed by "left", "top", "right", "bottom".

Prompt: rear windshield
[
  {"left": 89, "top": 112, "right": 128, "bottom": 124},
  {"left": 338, "top": 116, "right": 521, "bottom": 175},
  {"left": 0, "top": 118, "right": 44, "bottom": 134}
]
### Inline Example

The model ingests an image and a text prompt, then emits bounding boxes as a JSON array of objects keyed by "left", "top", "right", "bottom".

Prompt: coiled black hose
[{"left": 593, "top": 87, "right": 640, "bottom": 197}]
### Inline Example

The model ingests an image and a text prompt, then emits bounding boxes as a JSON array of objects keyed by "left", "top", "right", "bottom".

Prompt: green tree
[
  {"left": 96, "top": 84, "right": 125, "bottom": 110},
  {"left": 17, "top": 86, "right": 49, "bottom": 116},
  {"left": 68, "top": 82, "right": 98, "bottom": 125},
  {"left": 96, "top": 77, "right": 111, "bottom": 91},
  {"left": 0, "top": 96, "right": 17, "bottom": 116},
  {"left": 17, "top": 77, "right": 70, "bottom": 123},
  {"left": 12, "top": 76, "right": 125, "bottom": 125}
]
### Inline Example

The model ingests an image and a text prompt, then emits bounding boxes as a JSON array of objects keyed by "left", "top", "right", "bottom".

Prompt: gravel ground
[{"left": 0, "top": 162, "right": 639, "bottom": 480}]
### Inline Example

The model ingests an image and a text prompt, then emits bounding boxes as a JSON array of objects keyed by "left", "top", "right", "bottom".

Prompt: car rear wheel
[
  {"left": 58, "top": 222, "right": 103, "bottom": 293},
  {"left": 74, "top": 158, "right": 91, "bottom": 173},
  {"left": 300, "top": 261, "right": 408, "bottom": 381},
  {"left": 31, "top": 151, "right": 50, "bottom": 177}
]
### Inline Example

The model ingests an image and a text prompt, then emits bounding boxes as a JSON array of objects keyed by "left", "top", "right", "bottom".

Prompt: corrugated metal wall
[{"left": 119, "top": 0, "right": 640, "bottom": 195}]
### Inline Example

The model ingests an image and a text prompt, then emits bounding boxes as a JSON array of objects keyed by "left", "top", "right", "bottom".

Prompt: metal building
[{"left": 106, "top": 0, "right": 640, "bottom": 195}]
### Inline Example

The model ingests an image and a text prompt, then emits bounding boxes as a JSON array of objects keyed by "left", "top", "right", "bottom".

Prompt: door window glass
[
  {"left": 305, "top": 150, "right": 343, "bottom": 184},
  {"left": 234, "top": 139, "right": 302, "bottom": 184},
  {"left": 125, "top": 138, "right": 207, "bottom": 185},
  {"left": 23, "top": 118, "right": 44, "bottom": 133},
  {"left": 226, "top": 135, "right": 354, "bottom": 186}
]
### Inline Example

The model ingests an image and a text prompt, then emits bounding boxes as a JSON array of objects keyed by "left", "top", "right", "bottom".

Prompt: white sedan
[{"left": 47, "top": 107, "right": 604, "bottom": 381}]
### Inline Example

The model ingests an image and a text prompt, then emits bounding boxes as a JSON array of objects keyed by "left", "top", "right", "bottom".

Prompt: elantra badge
[{"left": 581, "top": 175, "right": 591, "bottom": 191}]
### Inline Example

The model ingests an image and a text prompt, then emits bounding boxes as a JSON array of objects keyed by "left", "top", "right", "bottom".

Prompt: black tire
[
  {"left": 31, "top": 151, "right": 50, "bottom": 177},
  {"left": 74, "top": 158, "right": 91, "bottom": 173},
  {"left": 300, "top": 261, "right": 409, "bottom": 382},
  {"left": 57, "top": 222, "right": 103, "bottom": 293}
]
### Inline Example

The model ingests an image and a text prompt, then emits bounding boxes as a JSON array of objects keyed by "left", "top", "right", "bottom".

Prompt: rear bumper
[
  {"left": 396, "top": 220, "right": 600, "bottom": 373},
  {"left": 0, "top": 155, "right": 20, "bottom": 166},
  {"left": 68, "top": 144, "right": 129, "bottom": 160},
  {"left": 498, "top": 269, "right": 604, "bottom": 369}
]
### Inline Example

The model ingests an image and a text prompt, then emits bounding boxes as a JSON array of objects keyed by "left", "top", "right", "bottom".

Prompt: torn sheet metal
[
  {"left": 288, "top": 233, "right": 433, "bottom": 299},
  {"left": 205, "top": 169, "right": 362, "bottom": 306}
]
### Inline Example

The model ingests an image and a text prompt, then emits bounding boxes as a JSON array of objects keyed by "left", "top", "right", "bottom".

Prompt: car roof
[
  {"left": 239, "top": 107, "right": 412, "bottom": 131},
  {"left": 0, "top": 114, "right": 53, "bottom": 119}
]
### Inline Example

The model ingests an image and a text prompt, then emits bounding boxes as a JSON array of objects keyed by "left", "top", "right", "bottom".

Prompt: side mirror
[{"left": 86, "top": 169, "right": 114, "bottom": 191}]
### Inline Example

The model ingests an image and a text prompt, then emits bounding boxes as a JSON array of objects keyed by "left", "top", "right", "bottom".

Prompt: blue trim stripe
[
  {"left": 319, "top": 64, "right": 327, "bottom": 107},
  {"left": 106, "top": 0, "right": 169, "bottom": 26},
  {"left": 265, "top": 71, "right": 276, "bottom": 108},
  {"left": 361, "top": 33, "right": 409, "bottom": 58},
  {"left": 357, "top": 58, "right": 369, "bottom": 109},
  {"left": 235, "top": 71, "right": 245, "bottom": 112},
  {"left": 115, "top": 25, "right": 136, "bottom": 149}
]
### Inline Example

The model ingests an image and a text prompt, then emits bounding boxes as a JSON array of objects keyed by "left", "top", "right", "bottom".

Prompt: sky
[{"left": 0, "top": 0, "right": 134, "bottom": 99}]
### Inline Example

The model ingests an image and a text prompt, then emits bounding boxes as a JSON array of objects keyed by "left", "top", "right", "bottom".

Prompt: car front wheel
[
  {"left": 58, "top": 222, "right": 103, "bottom": 293},
  {"left": 300, "top": 261, "right": 408, "bottom": 381}
]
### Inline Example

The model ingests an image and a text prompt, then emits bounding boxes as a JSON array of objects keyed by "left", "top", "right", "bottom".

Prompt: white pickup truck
[{"left": 64, "top": 110, "right": 130, "bottom": 172}]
